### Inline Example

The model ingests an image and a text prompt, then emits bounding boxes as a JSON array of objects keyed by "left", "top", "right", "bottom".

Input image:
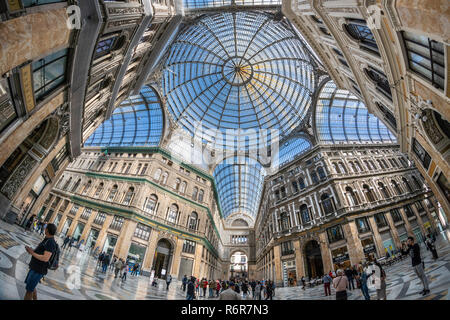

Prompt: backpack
[{"left": 48, "top": 241, "right": 60, "bottom": 271}]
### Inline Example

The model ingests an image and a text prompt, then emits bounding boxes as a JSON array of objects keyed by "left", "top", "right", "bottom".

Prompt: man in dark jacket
[
  {"left": 186, "top": 277, "right": 195, "bottom": 300},
  {"left": 182, "top": 275, "right": 188, "bottom": 292},
  {"left": 402, "top": 236, "right": 430, "bottom": 296}
]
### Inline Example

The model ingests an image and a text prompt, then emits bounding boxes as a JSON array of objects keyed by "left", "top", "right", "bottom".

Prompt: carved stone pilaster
[{"left": 1, "top": 155, "right": 38, "bottom": 200}]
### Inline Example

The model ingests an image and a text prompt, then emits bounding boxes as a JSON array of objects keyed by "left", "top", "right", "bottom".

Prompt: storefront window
[
  {"left": 356, "top": 217, "right": 370, "bottom": 233},
  {"left": 327, "top": 225, "right": 344, "bottom": 243}
]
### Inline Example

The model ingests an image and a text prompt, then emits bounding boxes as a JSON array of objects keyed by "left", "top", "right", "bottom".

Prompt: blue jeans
[
  {"left": 24, "top": 269, "right": 44, "bottom": 292},
  {"left": 361, "top": 284, "right": 370, "bottom": 300},
  {"left": 102, "top": 264, "right": 108, "bottom": 273},
  {"left": 186, "top": 294, "right": 194, "bottom": 300},
  {"left": 209, "top": 288, "right": 213, "bottom": 297}
]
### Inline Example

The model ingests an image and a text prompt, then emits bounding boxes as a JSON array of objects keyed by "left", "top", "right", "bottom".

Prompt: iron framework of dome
[
  {"left": 315, "top": 81, "right": 396, "bottom": 144},
  {"left": 161, "top": 11, "right": 315, "bottom": 149},
  {"left": 183, "top": 0, "right": 282, "bottom": 10},
  {"left": 84, "top": 86, "right": 163, "bottom": 147}
]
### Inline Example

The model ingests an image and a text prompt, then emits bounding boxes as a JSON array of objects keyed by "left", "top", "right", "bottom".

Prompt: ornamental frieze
[
  {"left": 1, "top": 155, "right": 37, "bottom": 200},
  {"left": 107, "top": 7, "right": 144, "bottom": 16}
]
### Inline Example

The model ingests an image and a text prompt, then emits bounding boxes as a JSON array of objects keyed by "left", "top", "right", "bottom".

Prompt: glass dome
[
  {"left": 183, "top": 0, "right": 281, "bottom": 10},
  {"left": 315, "top": 81, "right": 396, "bottom": 144},
  {"left": 161, "top": 11, "right": 315, "bottom": 149},
  {"left": 213, "top": 156, "right": 266, "bottom": 219},
  {"left": 84, "top": 86, "right": 163, "bottom": 147}
]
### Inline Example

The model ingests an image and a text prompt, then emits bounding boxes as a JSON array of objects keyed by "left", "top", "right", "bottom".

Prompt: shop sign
[
  {"left": 332, "top": 254, "right": 349, "bottom": 264},
  {"left": 363, "top": 245, "right": 376, "bottom": 254}
]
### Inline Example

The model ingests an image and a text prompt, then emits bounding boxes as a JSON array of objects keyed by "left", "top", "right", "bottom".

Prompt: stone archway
[
  {"left": 304, "top": 240, "right": 324, "bottom": 279},
  {"left": 229, "top": 250, "right": 248, "bottom": 280},
  {"left": 152, "top": 238, "right": 174, "bottom": 280}
]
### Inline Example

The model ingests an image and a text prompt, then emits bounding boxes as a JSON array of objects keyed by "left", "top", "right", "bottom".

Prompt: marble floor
[{"left": 1, "top": 220, "right": 449, "bottom": 300}]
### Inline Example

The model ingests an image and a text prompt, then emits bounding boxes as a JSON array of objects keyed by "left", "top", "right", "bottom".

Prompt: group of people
[
  {"left": 23, "top": 215, "right": 47, "bottom": 236},
  {"left": 96, "top": 252, "right": 141, "bottom": 281},
  {"left": 320, "top": 235, "right": 435, "bottom": 300},
  {"left": 181, "top": 276, "right": 276, "bottom": 300}
]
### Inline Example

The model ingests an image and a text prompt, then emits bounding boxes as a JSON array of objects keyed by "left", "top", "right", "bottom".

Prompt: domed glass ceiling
[
  {"left": 183, "top": 0, "right": 281, "bottom": 10},
  {"left": 315, "top": 81, "right": 396, "bottom": 144},
  {"left": 85, "top": 86, "right": 163, "bottom": 147},
  {"left": 161, "top": 11, "right": 315, "bottom": 149}
]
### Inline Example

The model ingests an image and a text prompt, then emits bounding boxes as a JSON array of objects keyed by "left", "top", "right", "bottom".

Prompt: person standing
[
  {"left": 62, "top": 236, "right": 70, "bottom": 249},
  {"left": 102, "top": 254, "right": 110, "bottom": 273},
  {"left": 121, "top": 264, "right": 128, "bottom": 282},
  {"left": 23, "top": 223, "right": 58, "bottom": 300},
  {"left": 208, "top": 279, "right": 215, "bottom": 298},
  {"left": 402, "top": 236, "right": 430, "bottom": 296},
  {"left": 219, "top": 282, "right": 242, "bottom": 300},
  {"left": 356, "top": 265, "right": 371, "bottom": 300},
  {"left": 216, "top": 280, "right": 221, "bottom": 297},
  {"left": 114, "top": 258, "right": 124, "bottom": 278},
  {"left": 166, "top": 274, "right": 172, "bottom": 290},
  {"left": 265, "top": 280, "right": 273, "bottom": 300},
  {"left": 202, "top": 278, "right": 208, "bottom": 297},
  {"left": 241, "top": 281, "right": 249, "bottom": 299},
  {"left": 195, "top": 278, "right": 200, "bottom": 297},
  {"left": 301, "top": 276, "right": 306, "bottom": 290},
  {"left": 182, "top": 275, "right": 188, "bottom": 292},
  {"left": 186, "top": 277, "right": 195, "bottom": 300},
  {"left": 345, "top": 268, "right": 355, "bottom": 291},
  {"left": 332, "top": 269, "right": 348, "bottom": 300},
  {"left": 322, "top": 273, "right": 332, "bottom": 296},
  {"left": 426, "top": 235, "right": 438, "bottom": 260}
]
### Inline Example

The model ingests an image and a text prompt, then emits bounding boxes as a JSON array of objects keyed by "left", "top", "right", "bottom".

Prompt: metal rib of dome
[
  {"left": 315, "top": 81, "right": 396, "bottom": 144},
  {"left": 161, "top": 11, "right": 315, "bottom": 149},
  {"left": 84, "top": 86, "right": 163, "bottom": 147},
  {"left": 213, "top": 156, "right": 266, "bottom": 219}
]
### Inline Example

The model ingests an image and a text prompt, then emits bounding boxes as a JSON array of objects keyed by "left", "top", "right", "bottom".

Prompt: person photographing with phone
[
  {"left": 401, "top": 236, "right": 430, "bottom": 296},
  {"left": 23, "top": 223, "right": 58, "bottom": 300}
]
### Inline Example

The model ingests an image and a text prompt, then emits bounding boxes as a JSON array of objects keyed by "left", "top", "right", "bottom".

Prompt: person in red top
[
  {"left": 202, "top": 278, "right": 208, "bottom": 297},
  {"left": 216, "top": 280, "right": 221, "bottom": 297}
]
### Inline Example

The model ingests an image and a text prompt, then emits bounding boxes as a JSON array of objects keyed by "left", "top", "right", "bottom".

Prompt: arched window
[
  {"left": 349, "top": 161, "right": 357, "bottom": 173},
  {"left": 345, "top": 187, "right": 359, "bottom": 206},
  {"left": 161, "top": 172, "right": 168, "bottom": 184},
  {"left": 94, "top": 182, "right": 104, "bottom": 198},
  {"left": 333, "top": 163, "right": 341, "bottom": 174},
  {"left": 382, "top": 159, "right": 389, "bottom": 168},
  {"left": 82, "top": 180, "right": 92, "bottom": 195},
  {"left": 192, "top": 187, "right": 198, "bottom": 201},
  {"left": 300, "top": 204, "right": 310, "bottom": 223},
  {"left": 369, "top": 160, "right": 376, "bottom": 170},
  {"left": 344, "top": 19, "right": 379, "bottom": 55},
  {"left": 292, "top": 180, "right": 299, "bottom": 193},
  {"left": 365, "top": 67, "right": 392, "bottom": 100},
  {"left": 311, "top": 170, "right": 319, "bottom": 184},
  {"left": 71, "top": 179, "right": 81, "bottom": 193},
  {"left": 174, "top": 178, "right": 181, "bottom": 191},
  {"left": 167, "top": 204, "right": 178, "bottom": 224},
  {"left": 180, "top": 181, "right": 187, "bottom": 193},
  {"left": 188, "top": 212, "right": 198, "bottom": 230},
  {"left": 378, "top": 182, "right": 390, "bottom": 199},
  {"left": 321, "top": 193, "right": 335, "bottom": 215},
  {"left": 136, "top": 164, "right": 142, "bottom": 175},
  {"left": 317, "top": 167, "right": 326, "bottom": 180},
  {"left": 154, "top": 168, "right": 161, "bottom": 181},
  {"left": 108, "top": 185, "right": 118, "bottom": 201},
  {"left": 298, "top": 177, "right": 306, "bottom": 190},
  {"left": 412, "top": 176, "right": 422, "bottom": 190},
  {"left": 338, "top": 162, "right": 347, "bottom": 174},
  {"left": 123, "top": 187, "right": 135, "bottom": 205},
  {"left": 354, "top": 161, "right": 362, "bottom": 172},
  {"left": 391, "top": 180, "right": 402, "bottom": 195},
  {"left": 363, "top": 184, "right": 376, "bottom": 202},
  {"left": 377, "top": 159, "right": 385, "bottom": 169},
  {"left": 402, "top": 177, "right": 413, "bottom": 193},
  {"left": 363, "top": 160, "right": 371, "bottom": 170},
  {"left": 144, "top": 194, "right": 158, "bottom": 214},
  {"left": 198, "top": 189, "right": 204, "bottom": 202},
  {"left": 279, "top": 212, "right": 291, "bottom": 230},
  {"left": 63, "top": 177, "right": 72, "bottom": 191}
]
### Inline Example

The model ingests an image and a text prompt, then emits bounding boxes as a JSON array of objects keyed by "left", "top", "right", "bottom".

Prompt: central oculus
[{"left": 222, "top": 57, "right": 254, "bottom": 86}]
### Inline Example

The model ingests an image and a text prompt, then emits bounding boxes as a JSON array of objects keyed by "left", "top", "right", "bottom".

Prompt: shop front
[
  {"left": 282, "top": 260, "right": 297, "bottom": 287},
  {"left": 127, "top": 242, "right": 147, "bottom": 275},
  {"left": 361, "top": 237, "right": 377, "bottom": 260},
  {"left": 331, "top": 246, "right": 350, "bottom": 270},
  {"left": 60, "top": 217, "right": 72, "bottom": 237},
  {"left": 380, "top": 230, "right": 395, "bottom": 256},
  {"left": 103, "top": 234, "right": 118, "bottom": 256},
  {"left": 397, "top": 225, "right": 408, "bottom": 243}
]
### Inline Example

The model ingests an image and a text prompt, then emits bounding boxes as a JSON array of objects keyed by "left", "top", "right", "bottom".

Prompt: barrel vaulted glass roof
[
  {"left": 275, "top": 137, "right": 312, "bottom": 167},
  {"left": 315, "top": 81, "right": 396, "bottom": 144},
  {"left": 161, "top": 11, "right": 315, "bottom": 149},
  {"left": 183, "top": 0, "right": 281, "bottom": 10},
  {"left": 213, "top": 157, "right": 266, "bottom": 219},
  {"left": 85, "top": 86, "right": 163, "bottom": 147}
]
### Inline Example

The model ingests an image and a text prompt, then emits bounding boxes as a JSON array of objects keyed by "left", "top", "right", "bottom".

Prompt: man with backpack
[{"left": 24, "top": 223, "right": 59, "bottom": 300}]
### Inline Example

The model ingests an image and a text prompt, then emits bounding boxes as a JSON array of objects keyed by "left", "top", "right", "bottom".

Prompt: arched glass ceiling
[
  {"left": 315, "top": 81, "right": 396, "bottom": 144},
  {"left": 275, "top": 137, "right": 312, "bottom": 167},
  {"left": 213, "top": 156, "right": 266, "bottom": 219},
  {"left": 85, "top": 86, "right": 163, "bottom": 147},
  {"left": 183, "top": 0, "right": 281, "bottom": 9},
  {"left": 161, "top": 11, "right": 315, "bottom": 149}
]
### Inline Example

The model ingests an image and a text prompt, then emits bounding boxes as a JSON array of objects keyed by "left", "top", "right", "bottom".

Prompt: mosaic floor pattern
[{"left": 0, "top": 220, "right": 449, "bottom": 300}]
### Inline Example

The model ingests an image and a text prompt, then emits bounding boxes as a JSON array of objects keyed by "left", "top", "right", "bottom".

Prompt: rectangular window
[
  {"left": 69, "top": 205, "right": 79, "bottom": 216},
  {"left": 390, "top": 208, "right": 403, "bottom": 223},
  {"left": 412, "top": 138, "right": 431, "bottom": 170},
  {"left": 80, "top": 208, "right": 92, "bottom": 220},
  {"left": 403, "top": 205, "right": 415, "bottom": 218},
  {"left": 134, "top": 223, "right": 151, "bottom": 241},
  {"left": 51, "top": 145, "right": 68, "bottom": 171},
  {"left": 182, "top": 240, "right": 196, "bottom": 254},
  {"left": 403, "top": 32, "right": 445, "bottom": 90},
  {"left": 374, "top": 213, "right": 388, "bottom": 228},
  {"left": 356, "top": 217, "right": 370, "bottom": 233},
  {"left": 93, "top": 212, "right": 106, "bottom": 226},
  {"left": 22, "top": 0, "right": 64, "bottom": 8},
  {"left": 32, "top": 48, "right": 68, "bottom": 101},
  {"left": 415, "top": 201, "right": 425, "bottom": 213},
  {"left": 110, "top": 216, "right": 124, "bottom": 231},
  {"left": 94, "top": 35, "right": 118, "bottom": 60},
  {"left": 281, "top": 241, "right": 294, "bottom": 256},
  {"left": 326, "top": 225, "right": 344, "bottom": 243}
]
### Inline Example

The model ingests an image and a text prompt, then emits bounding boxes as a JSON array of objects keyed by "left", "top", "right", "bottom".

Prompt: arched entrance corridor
[
  {"left": 304, "top": 240, "right": 324, "bottom": 279},
  {"left": 230, "top": 251, "right": 248, "bottom": 280},
  {"left": 152, "top": 239, "right": 173, "bottom": 280}
]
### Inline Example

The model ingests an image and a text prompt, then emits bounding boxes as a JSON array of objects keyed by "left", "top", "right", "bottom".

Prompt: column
[
  {"left": 399, "top": 207, "right": 413, "bottom": 235},
  {"left": 94, "top": 214, "right": 114, "bottom": 252},
  {"left": 293, "top": 239, "right": 305, "bottom": 279},
  {"left": 114, "top": 219, "right": 137, "bottom": 259},
  {"left": 273, "top": 245, "right": 283, "bottom": 286},
  {"left": 342, "top": 221, "right": 365, "bottom": 265},
  {"left": 318, "top": 232, "right": 333, "bottom": 273},
  {"left": 142, "top": 229, "right": 160, "bottom": 271},
  {"left": 384, "top": 211, "right": 401, "bottom": 249},
  {"left": 367, "top": 216, "right": 386, "bottom": 258},
  {"left": 192, "top": 243, "right": 203, "bottom": 278},
  {"left": 170, "top": 237, "right": 184, "bottom": 278}
]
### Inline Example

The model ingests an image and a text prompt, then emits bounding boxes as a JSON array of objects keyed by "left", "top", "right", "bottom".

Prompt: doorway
[
  {"left": 152, "top": 239, "right": 173, "bottom": 279},
  {"left": 304, "top": 240, "right": 324, "bottom": 278}
]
